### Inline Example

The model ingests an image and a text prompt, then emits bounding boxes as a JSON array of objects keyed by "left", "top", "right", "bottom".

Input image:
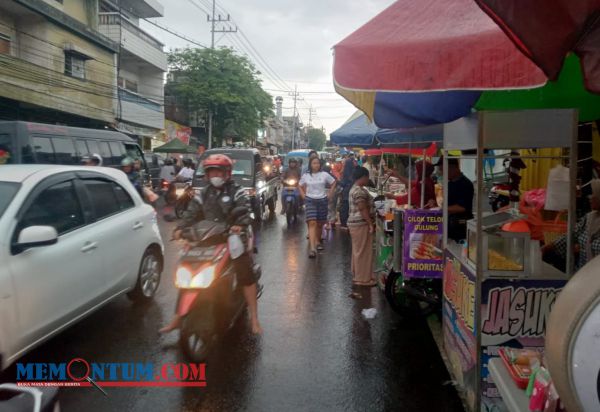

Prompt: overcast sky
[{"left": 141, "top": 0, "right": 395, "bottom": 135}]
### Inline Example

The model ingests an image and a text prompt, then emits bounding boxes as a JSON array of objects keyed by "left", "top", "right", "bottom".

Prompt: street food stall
[{"left": 440, "top": 109, "right": 577, "bottom": 411}]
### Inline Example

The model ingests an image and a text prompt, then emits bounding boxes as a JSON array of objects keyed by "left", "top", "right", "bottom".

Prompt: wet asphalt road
[{"left": 2, "top": 204, "right": 464, "bottom": 412}]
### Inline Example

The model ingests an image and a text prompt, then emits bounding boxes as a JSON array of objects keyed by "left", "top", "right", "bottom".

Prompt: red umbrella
[
  {"left": 474, "top": 0, "right": 600, "bottom": 93},
  {"left": 333, "top": 0, "right": 546, "bottom": 93}
]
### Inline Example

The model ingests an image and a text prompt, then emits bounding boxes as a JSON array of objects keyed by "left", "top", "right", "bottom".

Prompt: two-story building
[
  {"left": 99, "top": 0, "right": 167, "bottom": 150},
  {"left": 0, "top": 0, "right": 118, "bottom": 127},
  {"left": 0, "top": 0, "right": 167, "bottom": 150}
]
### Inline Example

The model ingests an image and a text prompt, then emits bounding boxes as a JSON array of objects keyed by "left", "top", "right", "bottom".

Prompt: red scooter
[{"left": 174, "top": 207, "right": 261, "bottom": 361}]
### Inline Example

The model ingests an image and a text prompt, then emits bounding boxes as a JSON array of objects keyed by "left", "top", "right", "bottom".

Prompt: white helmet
[{"left": 91, "top": 153, "right": 103, "bottom": 166}]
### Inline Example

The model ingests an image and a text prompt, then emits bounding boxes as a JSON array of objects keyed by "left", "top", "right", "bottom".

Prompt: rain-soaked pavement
[{"left": 1, "top": 204, "right": 464, "bottom": 412}]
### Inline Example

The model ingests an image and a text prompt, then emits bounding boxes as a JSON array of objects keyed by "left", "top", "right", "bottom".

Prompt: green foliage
[
  {"left": 307, "top": 128, "right": 327, "bottom": 151},
  {"left": 166, "top": 47, "right": 273, "bottom": 145}
]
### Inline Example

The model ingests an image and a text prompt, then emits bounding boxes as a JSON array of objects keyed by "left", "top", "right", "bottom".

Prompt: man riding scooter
[
  {"left": 280, "top": 157, "right": 302, "bottom": 214},
  {"left": 160, "top": 154, "right": 263, "bottom": 335}
]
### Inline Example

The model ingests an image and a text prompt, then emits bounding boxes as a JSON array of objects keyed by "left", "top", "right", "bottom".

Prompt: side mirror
[{"left": 14, "top": 226, "right": 58, "bottom": 253}]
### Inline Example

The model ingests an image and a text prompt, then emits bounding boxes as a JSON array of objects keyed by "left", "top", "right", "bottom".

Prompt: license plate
[{"left": 184, "top": 246, "right": 216, "bottom": 260}]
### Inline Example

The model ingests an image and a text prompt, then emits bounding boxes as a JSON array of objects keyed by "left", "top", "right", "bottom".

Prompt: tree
[
  {"left": 307, "top": 128, "right": 327, "bottom": 151},
  {"left": 166, "top": 48, "right": 273, "bottom": 145}
]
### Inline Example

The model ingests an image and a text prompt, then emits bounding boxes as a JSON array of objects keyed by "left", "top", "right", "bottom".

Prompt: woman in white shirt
[{"left": 299, "top": 157, "right": 336, "bottom": 258}]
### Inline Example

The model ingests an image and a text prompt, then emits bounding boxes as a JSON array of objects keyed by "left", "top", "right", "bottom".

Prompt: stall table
[
  {"left": 441, "top": 109, "right": 577, "bottom": 411},
  {"left": 488, "top": 358, "right": 529, "bottom": 412}
]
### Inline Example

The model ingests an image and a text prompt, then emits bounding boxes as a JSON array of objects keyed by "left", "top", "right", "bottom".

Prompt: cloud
[{"left": 144, "top": 0, "right": 395, "bottom": 133}]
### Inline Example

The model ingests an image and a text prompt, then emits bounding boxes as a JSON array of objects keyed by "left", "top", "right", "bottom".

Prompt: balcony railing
[
  {"left": 119, "top": 88, "right": 162, "bottom": 112},
  {"left": 99, "top": 12, "right": 163, "bottom": 51}
]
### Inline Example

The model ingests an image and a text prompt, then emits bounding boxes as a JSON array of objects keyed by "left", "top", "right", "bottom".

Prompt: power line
[
  {"left": 143, "top": 18, "right": 208, "bottom": 48},
  {"left": 184, "top": 0, "right": 210, "bottom": 15}
]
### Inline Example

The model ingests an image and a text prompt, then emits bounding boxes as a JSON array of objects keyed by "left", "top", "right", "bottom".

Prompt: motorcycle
[
  {"left": 488, "top": 182, "right": 511, "bottom": 212},
  {"left": 161, "top": 179, "right": 177, "bottom": 206},
  {"left": 174, "top": 207, "right": 262, "bottom": 362},
  {"left": 0, "top": 384, "right": 60, "bottom": 412},
  {"left": 174, "top": 181, "right": 194, "bottom": 219},
  {"left": 385, "top": 272, "right": 442, "bottom": 317},
  {"left": 488, "top": 154, "right": 525, "bottom": 212},
  {"left": 282, "top": 177, "right": 300, "bottom": 226}
]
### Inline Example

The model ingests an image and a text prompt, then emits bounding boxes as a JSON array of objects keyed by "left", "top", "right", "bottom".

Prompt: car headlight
[
  {"left": 190, "top": 266, "right": 216, "bottom": 288},
  {"left": 245, "top": 188, "right": 256, "bottom": 196}
]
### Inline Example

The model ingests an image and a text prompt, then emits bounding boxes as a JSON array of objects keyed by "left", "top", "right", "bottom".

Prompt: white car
[{"left": 0, "top": 165, "right": 164, "bottom": 370}]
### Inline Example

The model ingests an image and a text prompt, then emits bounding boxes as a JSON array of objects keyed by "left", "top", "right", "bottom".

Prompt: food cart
[
  {"left": 440, "top": 109, "right": 577, "bottom": 411},
  {"left": 367, "top": 136, "right": 444, "bottom": 315}
]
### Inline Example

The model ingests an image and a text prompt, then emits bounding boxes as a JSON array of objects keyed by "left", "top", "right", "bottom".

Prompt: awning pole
[
  {"left": 421, "top": 148, "right": 426, "bottom": 209},
  {"left": 408, "top": 143, "right": 412, "bottom": 208}
]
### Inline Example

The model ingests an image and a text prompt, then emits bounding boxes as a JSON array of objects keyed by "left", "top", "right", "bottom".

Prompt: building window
[
  {"left": 118, "top": 77, "right": 138, "bottom": 93},
  {"left": 64, "top": 52, "right": 86, "bottom": 79},
  {"left": 0, "top": 34, "right": 10, "bottom": 55}
]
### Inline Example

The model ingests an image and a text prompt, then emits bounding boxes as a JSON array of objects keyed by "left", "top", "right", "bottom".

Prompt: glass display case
[{"left": 467, "top": 213, "right": 532, "bottom": 277}]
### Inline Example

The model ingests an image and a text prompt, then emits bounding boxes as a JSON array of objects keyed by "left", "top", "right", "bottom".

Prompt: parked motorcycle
[
  {"left": 0, "top": 384, "right": 59, "bottom": 412},
  {"left": 282, "top": 177, "right": 300, "bottom": 226},
  {"left": 488, "top": 182, "right": 511, "bottom": 212},
  {"left": 488, "top": 154, "right": 526, "bottom": 212},
  {"left": 384, "top": 271, "right": 441, "bottom": 317},
  {"left": 174, "top": 207, "right": 262, "bottom": 362}
]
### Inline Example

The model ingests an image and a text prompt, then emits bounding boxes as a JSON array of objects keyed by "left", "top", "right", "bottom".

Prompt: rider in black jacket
[{"left": 159, "top": 154, "right": 263, "bottom": 334}]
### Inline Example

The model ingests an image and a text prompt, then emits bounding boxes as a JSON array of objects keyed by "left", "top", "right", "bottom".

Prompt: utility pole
[
  {"left": 206, "top": 0, "right": 237, "bottom": 149},
  {"left": 289, "top": 85, "right": 300, "bottom": 150},
  {"left": 308, "top": 107, "right": 316, "bottom": 128}
]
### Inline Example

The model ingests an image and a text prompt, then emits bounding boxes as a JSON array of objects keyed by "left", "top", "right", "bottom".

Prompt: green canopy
[
  {"left": 153, "top": 138, "right": 196, "bottom": 154},
  {"left": 475, "top": 55, "right": 600, "bottom": 122}
]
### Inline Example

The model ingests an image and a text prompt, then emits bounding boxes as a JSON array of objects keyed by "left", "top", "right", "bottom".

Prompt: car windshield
[
  {"left": 0, "top": 182, "right": 20, "bottom": 217},
  {"left": 196, "top": 157, "right": 253, "bottom": 177},
  {"left": 285, "top": 156, "right": 306, "bottom": 166}
]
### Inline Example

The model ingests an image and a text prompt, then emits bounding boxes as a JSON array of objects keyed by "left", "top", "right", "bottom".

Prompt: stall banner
[
  {"left": 443, "top": 251, "right": 478, "bottom": 411},
  {"left": 479, "top": 278, "right": 566, "bottom": 406},
  {"left": 403, "top": 209, "right": 444, "bottom": 278}
]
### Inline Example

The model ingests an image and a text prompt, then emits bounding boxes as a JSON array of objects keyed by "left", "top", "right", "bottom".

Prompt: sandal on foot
[{"left": 308, "top": 250, "right": 317, "bottom": 258}]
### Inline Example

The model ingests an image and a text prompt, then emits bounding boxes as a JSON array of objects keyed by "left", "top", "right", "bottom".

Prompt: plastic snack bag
[
  {"left": 545, "top": 165, "right": 570, "bottom": 211},
  {"left": 529, "top": 367, "right": 550, "bottom": 411},
  {"left": 228, "top": 234, "right": 244, "bottom": 259}
]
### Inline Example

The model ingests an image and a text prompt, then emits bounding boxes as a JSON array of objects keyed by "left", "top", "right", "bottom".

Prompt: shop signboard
[
  {"left": 443, "top": 251, "right": 478, "bottom": 411},
  {"left": 479, "top": 278, "right": 566, "bottom": 410},
  {"left": 403, "top": 209, "right": 444, "bottom": 278},
  {"left": 165, "top": 120, "right": 192, "bottom": 145}
]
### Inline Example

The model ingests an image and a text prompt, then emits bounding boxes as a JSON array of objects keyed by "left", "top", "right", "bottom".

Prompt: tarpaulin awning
[
  {"left": 153, "top": 138, "right": 196, "bottom": 154},
  {"left": 331, "top": 111, "right": 444, "bottom": 147},
  {"left": 475, "top": 0, "right": 600, "bottom": 94},
  {"left": 330, "top": 111, "right": 376, "bottom": 147},
  {"left": 333, "top": 0, "right": 600, "bottom": 128}
]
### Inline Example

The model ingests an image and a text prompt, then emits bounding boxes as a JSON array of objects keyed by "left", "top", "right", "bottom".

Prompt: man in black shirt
[{"left": 436, "top": 157, "right": 474, "bottom": 241}]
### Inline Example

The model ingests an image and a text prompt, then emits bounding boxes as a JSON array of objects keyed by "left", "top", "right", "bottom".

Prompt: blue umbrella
[
  {"left": 330, "top": 112, "right": 377, "bottom": 147},
  {"left": 331, "top": 112, "right": 443, "bottom": 148}
]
